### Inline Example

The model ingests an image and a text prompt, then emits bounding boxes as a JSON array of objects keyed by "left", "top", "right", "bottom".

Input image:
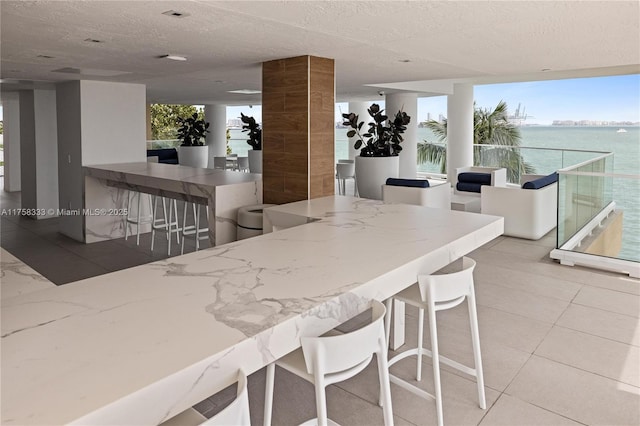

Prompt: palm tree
[{"left": 417, "top": 101, "right": 535, "bottom": 183}]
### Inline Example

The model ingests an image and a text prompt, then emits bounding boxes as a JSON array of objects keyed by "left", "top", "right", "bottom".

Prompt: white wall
[
  {"left": 56, "top": 80, "right": 146, "bottom": 241},
  {"left": 80, "top": 81, "right": 146, "bottom": 165},
  {"left": 17, "top": 89, "right": 59, "bottom": 218},
  {"left": 56, "top": 81, "right": 83, "bottom": 240},
  {"left": 34, "top": 90, "right": 59, "bottom": 215},
  {"left": 2, "top": 92, "right": 21, "bottom": 192}
]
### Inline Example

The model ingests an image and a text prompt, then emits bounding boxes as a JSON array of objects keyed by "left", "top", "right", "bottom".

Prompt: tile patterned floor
[{"left": 1, "top": 184, "right": 639, "bottom": 425}]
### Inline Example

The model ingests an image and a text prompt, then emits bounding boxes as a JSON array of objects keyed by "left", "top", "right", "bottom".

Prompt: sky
[
  {"left": 225, "top": 74, "right": 640, "bottom": 126},
  {"left": 1, "top": 75, "right": 638, "bottom": 126}
]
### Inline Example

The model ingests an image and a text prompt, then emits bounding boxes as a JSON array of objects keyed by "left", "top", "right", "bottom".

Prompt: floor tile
[
  {"left": 474, "top": 281, "right": 570, "bottom": 324},
  {"left": 479, "top": 394, "right": 582, "bottom": 425},
  {"left": 573, "top": 285, "right": 640, "bottom": 318},
  {"left": 488, "top": 238, "right": 555, "bottom": 261},
  {"left": 506, "top": 355, "right": 640, "bottom": 425},
  {"left": 474, "top": 261, "right": 582, "bottom": 302},
  {"left": 535, "top": 326, "right": 640, "bottom": 387},
  {"left": 557, "top": 304, "right": 640, "bottom": 347}
]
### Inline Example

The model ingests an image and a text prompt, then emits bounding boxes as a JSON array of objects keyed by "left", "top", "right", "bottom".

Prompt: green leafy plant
[
  {"left": 176, "top": 113, "right": 209, "bottom": 146},
  {"left": 342, "top": 103, "right": 411, "bottom": 157},
  {"left": 240, "top": 113, "right": 262, "bottom": 150},
  {"left": 417, "top": 101, "right": 534, "bottom": 182}
]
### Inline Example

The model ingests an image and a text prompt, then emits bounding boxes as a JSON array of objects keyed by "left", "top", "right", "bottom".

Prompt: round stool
[{"left": 237, "top": 204, "right": 275, "bottom": 240}]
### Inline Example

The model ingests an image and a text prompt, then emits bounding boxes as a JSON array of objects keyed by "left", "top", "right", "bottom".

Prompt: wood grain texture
[{"left": 263, "top": 55, "right": 335, "bottom": 204}]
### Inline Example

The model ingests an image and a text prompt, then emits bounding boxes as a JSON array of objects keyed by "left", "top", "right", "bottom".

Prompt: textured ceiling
[{"left": 1, "top": 0, "right": 639, "bottom": 105}]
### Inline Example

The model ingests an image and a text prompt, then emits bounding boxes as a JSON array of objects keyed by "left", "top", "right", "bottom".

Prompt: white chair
[
  {"left": 337, "top": 159, "right": 354, "bottom": 164},
  {"left": 237, "top": 156, "right": 250, "bottom": 172},
  {"left": 264, "top": 300, "right": 393, "bottom": 426},
  {"left": 382, "top": 181, "right": 451, "bottom": 209},
  {"left": 160, "top": 370, "right": 251, "bottom": 426},
  {"left": 454, "top": 166, "right": 507, "bottom": 196},
  {"left": 181, "top": 202, "right": 209, "bottom": 254},
  {"left": 384, "top": 257, "right": 485, "bottom": 426},
  {"left": 336, "top": 162, "right": 357, "bottom": 196},
  {"left": 213, "top": 156, "right": 228, "bottom": 170}
]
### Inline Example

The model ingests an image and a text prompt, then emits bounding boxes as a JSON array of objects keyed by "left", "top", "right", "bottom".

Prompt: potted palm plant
[
  {"left": 240, "top": 113, "right": 262, "bottom": 173},
  {"left": 177, "top": 112, "right": 209, "bottom": 168},
  {"left": 342, "top": 104, "right": 411, "bottom": 199}
]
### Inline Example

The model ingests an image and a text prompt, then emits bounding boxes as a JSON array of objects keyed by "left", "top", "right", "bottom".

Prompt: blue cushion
[
  {"left": 147, "top": 148, "right": 178, "bottom": 164},
  {"left": 385, "top": 178, "right": 430, "bottom": 188},
  {"left": 457, "top": 172, "right": 492, "bottom": 185},
  {"left": 456, "top": 182, "right": 483, "bottom": 193},
  {"left": 522, "top": 172, "right": 558, "bottom": 189}
]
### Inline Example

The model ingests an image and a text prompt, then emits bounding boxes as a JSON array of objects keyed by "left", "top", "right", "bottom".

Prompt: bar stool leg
[
  {"left": 468, "top": 288, "right": 486, "bottom": 409},
  {"left": 416, "top": 307, "right": 424, "bottom": 381},
  {"left": 428, "top": 305, "right": 444, "bottom": 426},
  {"left": 264, "top": 363, "right": 275, "bottom": 426}
]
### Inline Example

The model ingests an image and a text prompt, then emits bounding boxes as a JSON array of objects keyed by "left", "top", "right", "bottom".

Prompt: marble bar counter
[
  {"left": 1, "top": 196, "right": 503, "bottom": 425},
  {"left": 0, "top": 248, "right": 54, "bottom": 300},
  {"left": 83, "top": 162, "right": 262, "bottom": 245}
]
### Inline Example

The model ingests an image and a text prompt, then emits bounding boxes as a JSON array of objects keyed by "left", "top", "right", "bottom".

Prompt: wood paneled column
[{"left": 262, "top": 55, "right": 335, "bottom": 204}]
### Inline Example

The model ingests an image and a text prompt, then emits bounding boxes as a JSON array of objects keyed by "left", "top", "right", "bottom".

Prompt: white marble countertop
[
  {"left": 0, "top": 248, "right": 54, "bottom": 300},
  {"left": 84, "top": 162, "right": 261, "bottom": 199},
  {"left": 1, "top": 196, "right": 503, "bottom": 425}
]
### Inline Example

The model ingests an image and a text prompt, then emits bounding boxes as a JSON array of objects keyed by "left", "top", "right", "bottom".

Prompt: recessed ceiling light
[
  {"left": 228, "top": 89, "right": 261, "bottom": 94},
  {"left": 162, "top": 10, "right": 190, "bottom": 18},
  {"left": 398, "top": 59, "right": 411, "bottom": 63},
  {"left": 541, "top": 68, "right": 551, "bottom": 72},
  {"left": 37, "top": 54, "right": 55, "bottom": 59},
  {"left": 84, "top": 38, "right": 103, "bottom": 43},
  {"left": 214, "top": 80, "right": 225, "bottom": 84},
  {"left": 159, "top": 54, "right": 187, "bottom": 61}
]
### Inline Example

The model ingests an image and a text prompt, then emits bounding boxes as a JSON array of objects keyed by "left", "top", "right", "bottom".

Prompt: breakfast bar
[
  {"left": 1, "top": 196, "right": 503, "bottom": 425},
  {"left": 83, "top": 162, "right": 262, "bottom": 245}
]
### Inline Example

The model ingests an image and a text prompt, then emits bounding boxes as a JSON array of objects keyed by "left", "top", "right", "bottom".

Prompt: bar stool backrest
[
  {"left": 213, "top": 157, "right": 227, "bottom": 170},
  {"left": 202, "top": 370, "right": 250, "bottom": 425},
  {"left": 336, "top": 162, "right": 355, "bottom": 179},
  {"left": 301, "top": 300, "right": 386, "bottom": 380},
  {"left": 418, "top": 257, "right": 476, "bottom": 310}
]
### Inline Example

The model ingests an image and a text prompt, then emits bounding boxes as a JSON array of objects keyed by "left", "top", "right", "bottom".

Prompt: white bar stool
[
  {"left": 150, "top": 196, "right": 181, "bottom": 255},
  {"left": 181, "top": 201, "right": 209, "bottom": 254},
  {"left": 336, "top": 162, "right": 357, "bottom": 196},
  {"left": 264, "top": 300, "right": 393, "bottom": 426},
  {"left": 124, "top": 190, "right": 154, "bottom": 246},
  {"left": 383, "top": 256, "right": 486, "bottom": 426},
  {"left": 213, "top": 156, "right": 228, "bottom": 170},
  {"left": 160, "top": 370, "right": 250, "bottom": 426}
]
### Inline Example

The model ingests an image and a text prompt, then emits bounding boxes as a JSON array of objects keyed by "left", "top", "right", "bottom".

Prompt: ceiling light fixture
[
  {"left": 159, "top": 54, "right": 187, "bottom": 61},
  {"left": 37, "top": 54, "right": 55, "bottom": 59},
  {"left": 541, "top": 68, "right": 551, "bottom": 72},
  {"left": 84, "top": 38, "right": 103, "bottom": 43},
  {"left": 398, "top": 59, "right": 411, "bottom": 63},
  {"left": 228, "top": 89, "right": 261, "bottom": 94}
]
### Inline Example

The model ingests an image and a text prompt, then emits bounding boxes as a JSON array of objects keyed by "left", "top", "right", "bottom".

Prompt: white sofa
[
  {"left": 382, "top": 181, "right": 451, "bottom": 209},
  {"left": 480, "top": 174, "right": 558, "bottom": 240}
]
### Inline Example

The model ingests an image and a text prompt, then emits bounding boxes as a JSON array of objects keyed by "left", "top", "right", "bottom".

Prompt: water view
[{"left": 229, "top": 126, "right": 639, "bottom": 261}]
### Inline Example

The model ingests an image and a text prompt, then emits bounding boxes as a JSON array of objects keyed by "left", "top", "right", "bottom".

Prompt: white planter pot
[
  {"left": 248, "top": 150, "right": 262, "bottom": 173},
  {"left": 355, "top": 156, "right": 400, "bottom": 200},
  {"left": 178, "top": 145, "right": 208, "bottom": 168}
]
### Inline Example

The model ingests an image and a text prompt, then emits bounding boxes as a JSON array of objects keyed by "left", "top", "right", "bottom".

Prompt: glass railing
[
  {"left": 432, "top": 144, "right": 638, "bottom": 276},
  {"left": 471, "top": 144, "right": 611, "bottom": 184},
  {"left": 147, "top": 139, "right": 180, "bottom": 150}
]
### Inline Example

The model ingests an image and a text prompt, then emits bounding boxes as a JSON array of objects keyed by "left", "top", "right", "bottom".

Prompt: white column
[
  {"left": 347, "top": 102, "right": 369, "bottom": 160},
  {"left": 2, "top": 92, "right": 21, "bottom": 192},
  {"left": 386, "top": 92, "right": 418, "bottom": 178},
  {"left": 19, "top": 89, "right": 59, "bottom": 218},
  {"left": 446, "top": 83, "right": 474, "bottom": 183},
  {"left": 57, "top": 80, "right": 146, "bottom": 241},
  {"left": 205, "top": 104, "right": 226, "bottom": 167}
]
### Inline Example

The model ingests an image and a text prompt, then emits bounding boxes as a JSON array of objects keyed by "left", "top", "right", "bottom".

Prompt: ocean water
[{"left": 229, "top": 127, "right": 639, "bottom": 261}]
